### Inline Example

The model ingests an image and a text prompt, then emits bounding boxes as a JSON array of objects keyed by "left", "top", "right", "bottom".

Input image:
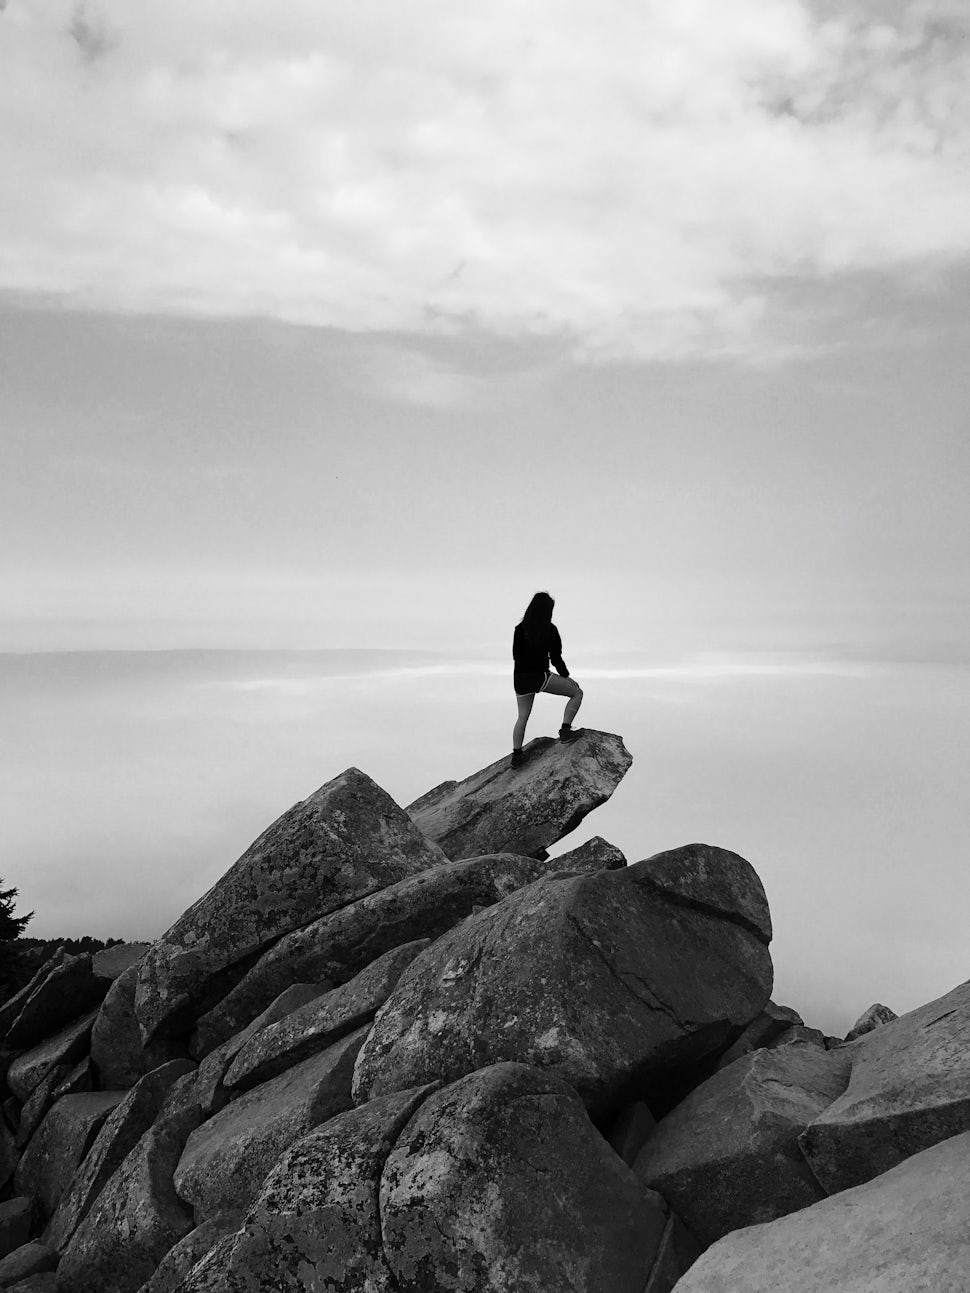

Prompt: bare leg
[
  {"left": 513, "top": 693, "right": 535, "bottom": 749},
  {"left": 542, "top": 675, "right": 584, "bottom": 726}
]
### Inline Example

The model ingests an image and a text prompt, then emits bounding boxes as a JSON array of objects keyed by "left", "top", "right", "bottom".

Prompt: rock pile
[{"left": 0, "top": 729, "right": 966, "bottom": 1291}]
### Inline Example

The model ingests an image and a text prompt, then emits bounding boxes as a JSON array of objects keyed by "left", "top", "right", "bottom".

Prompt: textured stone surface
[
  {"left": 174, "top": 1026, "right": 369, "bottom": 1223},
  {"left": 381, "top": 1062, "right": 668, "bottom": 1293},
  {"left": 15, "top": 1092, "right": 124, "bottom": 1220},
  {"left": 52, "top": 1057, "right": 94, "bottom": 1101},
  {"left": 91, "top": 962, "right": 189, "bottom": 1089},
  {"left": 194, "top": 983, "right": 326, "bottom": 1117},
  {"left": 0, "top": 951, "right": 66, "bottom": 1042},
  {"left": 5, "top": 956, "right": 108, "bottom": 1050},
  {"left": 15, "top": 1066, "right": 71, "bottom": 1150},
  {"left": 800, "top": 978, "right": 970, "bottom": 1194},
  {"left": 44, "top": 1060, "right": 196, "bottom": 1253},
  {"left": 354, "top": 849, "right": 773, "bottom": 1116},
  {"left": 182, "top": 1088, "right": 435, "bottom": 1293},
  {"left": 0, "top": 1243, "right": 58, "bottom": 1286},
  {"left": 225, "top": 941, "right": 429, "bottom": 1095},
  {"left": 56, "top": 1075, "right": 201, "bottom": 1293},
  {"left": 715, "top": 1001, "right": 804, "bottom": 1071},
  {"left": 8, "top": 1011, "right": 98, "bottom": 1103},
  {"left": 0, "top": 1198, "right": 33, "bottom": 1260},
  {"left": 407, "top": 729, "right": 632, "bottom": 861},
  {"left": 135, "top": 767, "right": 448, "bottom": 1043},
  {"left": 635, "top": 1042, "right": 852, "bottom": 1246},
  {"left": 843, "top": 1001, "right": 897, "bottom": 1043},
  {"left": 193, "top": 849, "right": 614, "bottom": 1055},
  {"left": 673, "top": 1129, "right": 970, "bottom": 1292},
  {"left": 632, "top": 843, "right": 772, "bottom": 942},
  {"left": 92, "top": 942, "right": 152, "bottom": 982},
  {"left": 549, "top": 835, "right": 627, "bottom": 872},
  {"left": 135, "top": 1210, "right": 243, "bottom": 1293}
]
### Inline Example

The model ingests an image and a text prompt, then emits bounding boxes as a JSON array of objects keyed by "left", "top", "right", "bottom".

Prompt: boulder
[
  {"left": 407, "top": 730, "right": 632, "bottom": 860},
  {"left": 0, "top": 1243, "right": 58, "bottom": 1286},
  {"left": 0, "top": 1198, "right": 33, "bottom": 1260},
  {"left": 92, "top": 942, "right": 152, "bottom": 982},
  {"left": 173, "top": 1026, "right": 369, "bottom": 1223},
  {"left": 193, "top": 847, "right": 633, "bottom": 1057},
  {"left": 8, "top": 1011, "right": 99, "bottom": 1103},
  {"left": 634, "top": 1042, "right": 852, "bottom": 1246},
  {"left": 55, "top": 1074, "right": 201, "bottom": 1293},
  {"left": 134, "top": 1210, "right": 242, "bottom": 1293},
  {"left": 672, "top": 1128, "right": 970, "bottom": 1292},
  {"left": 224, "top": 941, "right": 429, "bottom": 1095},
  {"left": 715, "top": 1001, "right": 804, "bottom": 1071},
  {"left": 551, "top": 834, "right": 627, "bottom": 871},
  {"left": 843, "top": 1001, "right": 897, "bottom": 1043},
  {"left": 52, "top": 1057, "right": 94, "bottom": 1100},
  {"left": 354, "top": 846, "right": 773, "bottom": 1117},
  {"left": 179, "top": 1087, "right": 435, "bottom": 1293},
  {"left": 15, "top": 1066, "right": 71, "bottom": 1150},
  {"left": 14, "top": 1092, "right": 124, "bottom": 1220},
  {"left": 44, "top": 1060, "right": 196, "bottom": 1253},
  {"left": 799, "top": 978, "right": 970, "bottom": 1194},
  {"left": 5, "top": 957, "right": 109, "bottom": 1050},
  {"left": 91, "top": 962, "right": 189, "bottom": 1090},
  {"left": 134, "top": 767, "right": 448, "bottom": 1043},
  {"left": 0, "top": 950, "right": 66, "bottom": 1042},
  {"left": 195, "top": 984, "right": 326, "bottom": 1119},
  {"left": 381, "top": 1062, "right": 670, "bottom": 1293}
]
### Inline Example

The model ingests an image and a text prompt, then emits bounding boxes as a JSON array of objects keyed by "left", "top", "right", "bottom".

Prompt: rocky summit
[{"left": 0, "top": 731, "right": 966, "bottom": 1291}]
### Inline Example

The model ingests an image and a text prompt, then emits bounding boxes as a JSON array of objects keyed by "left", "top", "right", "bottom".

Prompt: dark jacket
[{"left": 513, "top": 621, "right": 569, "bottom": 694}]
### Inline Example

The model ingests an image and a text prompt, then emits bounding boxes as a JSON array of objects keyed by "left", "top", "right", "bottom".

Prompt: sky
[{"left": 2, "top": 0, "right": 969, "bottom": 1037}]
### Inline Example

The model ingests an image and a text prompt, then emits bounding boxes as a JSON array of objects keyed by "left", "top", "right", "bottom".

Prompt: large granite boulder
[
  {"left": 354, "top": 845, "right": 773, "bottom": 1117},
  {"left": 173, "top": 1026, "right": 369, "bottom": 1223},
  {"left": 44, "top": 1060, "right": 196, "bottom": 1252},
  {"left": 799, "top": 978, "right": 970, "bottom": 1194},
  {"left": 0, "top": 950, "right": 66, "bottom": 1041},
  {"left": 91, "top": 961, "right": 188, "bottom": 1090},
  {"left": 634, "top": 1042, "right": 852, "bottom": 1246},
  {"left": 407, "top": 730, "right": 632, "bottom": 860},
  {"left": 15, "top": 1092, "right": 124, "bottom": 1221},
  {"left": 672, "top": 1128, "right": 970, "bottom": 1292},
  {"left": 5, "top": 956, "right": 109, "bottom": 1050},
  {"left": 192, "top": 845, "right": 621, "bottom": 1056},
  {"left": 381, "top": 1062, "right": 671, "bottom": 1293},
  {"left": 842, "top": 1001, "right": 896, "bottom": 1043},
  {"left": 56, "top": 1073, "right": 201, "bottom": 1293},
  {"left": 177, "top": 1087, "right": 435, "bottom": 1293},
  {"left": 133, "top": 1209, "right": 243, "bottom": 1293},
  {"left": 8, "top": 1011, "right": 99, "bottom": 1103},
  {"left": 225, "top": 941, "right": 429, "bottom": 1096},
  {"left": 135, "top": 767, "right": 449, "bottom": 1042}
]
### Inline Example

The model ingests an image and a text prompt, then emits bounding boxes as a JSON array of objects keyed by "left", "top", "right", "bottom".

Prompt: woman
[{"left": 510, "top": 591, "right": 584, "bottom": 769}]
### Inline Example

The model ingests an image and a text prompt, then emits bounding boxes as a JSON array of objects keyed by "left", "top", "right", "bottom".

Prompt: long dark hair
[{"left": 520, "top": 591, "right": 555, "bottom": 645}]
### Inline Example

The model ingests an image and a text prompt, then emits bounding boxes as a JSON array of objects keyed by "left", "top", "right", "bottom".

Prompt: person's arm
[{"left": 549, "top": 625, "right": 569, "bottom": 677}]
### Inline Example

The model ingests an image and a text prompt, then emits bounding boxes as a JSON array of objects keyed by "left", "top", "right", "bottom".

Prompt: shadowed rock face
[
  {"left": 380, "top": 1062, "right": 668, "bottom": 1293},
  {"left": 134, "top": 768, "right": 449, "bottom": 1043},
  {"left": 672, "top": 1130, "right": 970, "bottom": 1293},
  {"left": 353, "top": 846, "right": 773, "bottom": 1117},
  {"left": 407, "top": 730, "right": 632, "bottom": 860}
]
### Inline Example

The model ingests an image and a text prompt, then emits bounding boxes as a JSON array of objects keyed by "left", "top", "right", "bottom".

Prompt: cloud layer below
[{"left": 3, "top": 0, "right": 970, "bottom": 357}]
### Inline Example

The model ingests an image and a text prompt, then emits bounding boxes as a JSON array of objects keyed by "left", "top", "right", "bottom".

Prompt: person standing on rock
[{"left": 511, "top": 591, "right": 584, "bottom": 769}]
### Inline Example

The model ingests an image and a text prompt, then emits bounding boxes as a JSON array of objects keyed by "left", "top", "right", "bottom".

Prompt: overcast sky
[{"left": 2, "top": 1, "right": 969, "bottom": 1032}]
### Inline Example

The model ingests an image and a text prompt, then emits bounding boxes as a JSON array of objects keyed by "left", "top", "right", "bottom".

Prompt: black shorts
[{"left": 514, "top": 670, "right": 552, "bottom": 697}]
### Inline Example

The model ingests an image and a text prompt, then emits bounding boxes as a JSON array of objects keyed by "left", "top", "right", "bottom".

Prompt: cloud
[{"left": 2, "top": 0, "right": 970, "bottom": 358}]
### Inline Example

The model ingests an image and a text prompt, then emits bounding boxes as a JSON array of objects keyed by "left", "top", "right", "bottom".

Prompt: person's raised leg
[
  {"left": 541, "top": 675, "right": 584, "bottom": 740},
  {"left": 511, "top": 693, "right": 535, "bottom": 766}
]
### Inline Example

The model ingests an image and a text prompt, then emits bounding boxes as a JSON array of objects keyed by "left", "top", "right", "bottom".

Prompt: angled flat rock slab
[
  {"left": 92, "top": 942, "right": 152, "bottom": 982},
  {"left": 135, "top": 767, "right": 448, "bottom": 1043},
  {"left": 354, "top": 846, "right": 773, "bottom": 1116},
  {"left": 843, "top": 1001, "right": 896, "bottom": 1043},
  {"left": 673, "top": 1129, "right": 970, "bottom": 1293},
  {"left": 6, "top": 955, "right": 109, "bottom": 1050},
  {"left": 8, "top": 1010, "right": 99, "bottom": 1103},
  {"left": 44, "top": 1059, "right": 196, "bottom": 1253},
  {"left": 634, "top": 1042, "right": 852, "bottom": 1246},
  {"left": 174, "top": 1026, "right": 369, "bottom": 1223},
  {"left": 407, "top": 729, "right": 632, "bottom": 860},
  {"left": 225, "top": 941, "right": 428, "bottom": 1095},
  {"left": 800, "top": 978, "right": 970, "bottom": 1194},
  {"left": 15, "top": 1092, "right": 123, "bottom": 1221},
  {"left": 15, "top": 1066, "right": 71, "bottom": 1150},
  {"left": 193, "top": 849, "right": 611, "bottom": 1055},
  {"left": 0, "top": 1242, "right": 58, "bottom": 1287},
  {"left": 180, "top": 1087, "right": 434, "bottom": 1293},
  {"left": 56, "top": 1075, "right": 201, "bottom": 1293},
  {"left": 381, "top": 1062, "right": 667, "bottom": 1293},
  {"left": 91, "top": 961, "right": 189, "bottom": 1090},
  {"left": 134, "top": 1209, "right": 242, "bottom": 1293},
  {"left": 0, "top": 951, "right": 66, "bottom": 1043}
]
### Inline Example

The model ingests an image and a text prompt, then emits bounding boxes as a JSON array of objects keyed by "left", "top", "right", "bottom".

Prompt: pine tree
[
  {"left": 0, "top": 881, "right": 33, "bottom": 1000},
  {"left": 0, "top": 881, "right": 31, "bottom": 942}
]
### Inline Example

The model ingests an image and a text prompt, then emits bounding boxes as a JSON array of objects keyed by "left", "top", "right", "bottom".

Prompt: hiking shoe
[
  {"left": 510, "top": 748, "right": 529, "bottom": 769},
  {"left": 559, "top": 726, "right": 584, "bottom": 743}
]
